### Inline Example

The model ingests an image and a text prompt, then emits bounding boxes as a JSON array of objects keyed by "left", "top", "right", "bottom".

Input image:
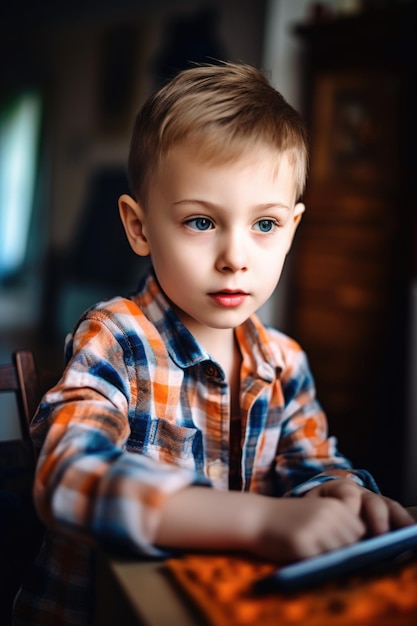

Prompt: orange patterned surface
[{"left": 165, "top": 553, "right": 417, "bottom": 626}]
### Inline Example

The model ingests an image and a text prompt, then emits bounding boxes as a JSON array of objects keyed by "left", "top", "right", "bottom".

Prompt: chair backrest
[
  {"left": 0, "top": 350, "right": 51, "bottom": 624},
  {"left": 0, "top": 350, "right": 43, "bottom": 444}
]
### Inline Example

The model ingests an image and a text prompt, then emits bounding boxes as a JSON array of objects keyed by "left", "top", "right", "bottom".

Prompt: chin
[{"left": 206, "top": 312, "right": 254, "bottom": 329}]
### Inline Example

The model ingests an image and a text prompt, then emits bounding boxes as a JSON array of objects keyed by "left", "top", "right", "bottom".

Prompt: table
[
  {"left": 94, "top": 507, "right": 417, "bottom": 626},
  {"left": 95, "top": 553, "right": 199, "bottom": 626}
]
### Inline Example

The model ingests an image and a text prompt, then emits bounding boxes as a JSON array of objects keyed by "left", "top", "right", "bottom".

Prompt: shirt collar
[
  {"left": 135, "top": 268, "right": 284, "bottom": 380},
  {"left": 135, "top": 269, "right": 210, "bottom": 369},
  {"left": 235, "top": 315, "right": 284, "bottom": 382}
]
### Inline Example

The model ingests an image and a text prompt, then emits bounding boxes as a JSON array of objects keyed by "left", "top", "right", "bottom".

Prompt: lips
[{"left": 209, "top": 290, "right": 248, "bottom": 307}]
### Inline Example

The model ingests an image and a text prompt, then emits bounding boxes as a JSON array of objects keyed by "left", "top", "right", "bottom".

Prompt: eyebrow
[{"left": 172, "top": 199, "right": 291, "bottom": 211}]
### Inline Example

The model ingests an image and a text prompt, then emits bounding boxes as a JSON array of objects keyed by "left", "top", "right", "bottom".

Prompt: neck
[{"left": 210, "top": 330, "right": 234, "bottom": 360}]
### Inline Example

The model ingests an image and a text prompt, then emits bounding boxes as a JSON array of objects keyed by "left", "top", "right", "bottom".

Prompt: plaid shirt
[{"left": 14, "top": 269, "right": 377, "bottom": 625}]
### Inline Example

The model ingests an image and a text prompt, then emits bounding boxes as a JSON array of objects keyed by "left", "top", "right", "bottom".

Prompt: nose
[{"left": 215, "top": 230, "right": 248, "bottom": 273}]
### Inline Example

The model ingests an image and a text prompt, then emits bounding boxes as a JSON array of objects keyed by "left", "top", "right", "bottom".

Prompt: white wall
[{"left": 258, "top": 0, "right": 314, "bottom": 328}]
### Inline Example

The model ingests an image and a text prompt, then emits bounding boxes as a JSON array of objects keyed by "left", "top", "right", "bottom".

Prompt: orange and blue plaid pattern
[{"left": 14, "top": 270, "right": 377, "bottom": 626}]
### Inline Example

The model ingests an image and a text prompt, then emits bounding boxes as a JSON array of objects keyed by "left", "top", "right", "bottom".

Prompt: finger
[
  {"left": 385, "top": 499, "right": 416, "bottom": 529},
  {"left": 295, "top": 501, "right": 366, "bottom": 558},
  {"left": 360, "top": 492, "right": 391, "bottom": 535}
]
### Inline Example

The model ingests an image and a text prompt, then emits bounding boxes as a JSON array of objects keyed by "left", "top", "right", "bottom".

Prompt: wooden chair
[
  {"left": 0, "top": 350, "right": 49, "bottom": 625},
  {"left": 0, "top": 350, "right": 42, "bottom": 445}
]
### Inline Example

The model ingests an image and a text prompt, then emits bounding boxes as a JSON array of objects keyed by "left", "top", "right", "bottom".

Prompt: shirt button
[
  {"left": 207, "top": 460, "right": 227, "bottom": 480},
  {"left": 204, "top": 363, "right": 219, "bottom": 378}
]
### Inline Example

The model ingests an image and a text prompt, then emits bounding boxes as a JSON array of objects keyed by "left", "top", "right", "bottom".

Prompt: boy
[{"left": 14, "top": 63, "right": 413, "bottom": 625}]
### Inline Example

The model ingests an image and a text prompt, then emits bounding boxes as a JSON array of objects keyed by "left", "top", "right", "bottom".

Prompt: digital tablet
[{"left": 253, "top": 523, "right": 417, "bottom": 594}]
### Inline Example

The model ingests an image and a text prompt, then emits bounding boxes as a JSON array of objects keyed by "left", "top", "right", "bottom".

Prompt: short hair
[{"left": 127, "top": 62, "right": 309, "bottom": 205}]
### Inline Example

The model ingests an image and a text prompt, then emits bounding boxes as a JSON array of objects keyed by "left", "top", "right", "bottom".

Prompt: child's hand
[
  {"left": 155, "top": 484, "right": 414, "bottom": 565},
  {"left": 155, "top": 486, "right": 366, "bottom": 564},
  {"left": 251, "top": 495, "right": 366, "bottom": 563},
  {"left": 305, "top": 479, "right": 415, "bottom": 536}
]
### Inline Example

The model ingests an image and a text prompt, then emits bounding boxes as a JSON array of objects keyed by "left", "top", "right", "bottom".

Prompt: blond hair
[{"left": 128, "top": 63, "right": 309, "bottom": 204}]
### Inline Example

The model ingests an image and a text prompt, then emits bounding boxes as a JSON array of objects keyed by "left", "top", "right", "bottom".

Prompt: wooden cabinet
[{"left": 291, "top": 6, "right": 417, "bottom": 500}]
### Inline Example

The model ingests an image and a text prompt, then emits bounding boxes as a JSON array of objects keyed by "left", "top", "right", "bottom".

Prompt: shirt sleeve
[
  {"left": 31, "top": 310, "right": 209, "bottom": 557},
  {"left": 273, "top": 348, "right": 379, "bottom": 496}
]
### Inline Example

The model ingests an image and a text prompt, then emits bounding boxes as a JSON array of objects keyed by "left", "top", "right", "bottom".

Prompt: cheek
[
  {"left": 148, "top": 231, "right": 181, "bottom": 265},
  {"left": 162, "top": 238, "right": 209, "bottom": 269},
  {"left": 259, "top": 253, "right": 287, "bottom": 290},
  {"left": 152, "top": 246, "right": 202, "bottom": 291}
]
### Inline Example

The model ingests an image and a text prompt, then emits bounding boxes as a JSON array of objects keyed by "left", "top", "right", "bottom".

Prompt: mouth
[{"left": 208, "top": 290, "right": 249, "bottom": 308}]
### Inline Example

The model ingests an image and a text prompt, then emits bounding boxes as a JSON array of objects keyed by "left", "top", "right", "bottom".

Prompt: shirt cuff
[{"left": 287, "top": 469, "right": 381, "bottom": 497}]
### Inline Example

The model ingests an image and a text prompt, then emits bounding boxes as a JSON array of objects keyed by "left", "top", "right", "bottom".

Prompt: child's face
[{"left": 121, "top": 143, "right": 304, "bottom": 340}]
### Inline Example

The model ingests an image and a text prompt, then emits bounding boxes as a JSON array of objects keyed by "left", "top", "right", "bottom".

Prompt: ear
[
  {"left": 286, "top": 202, "right": 305, "bottom": 253},
  {"left": 118, "top": 194, "right": 151, "bottom": 257}
]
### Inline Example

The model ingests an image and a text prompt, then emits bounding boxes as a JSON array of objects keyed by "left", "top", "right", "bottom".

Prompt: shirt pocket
[{"left": 143, "top": 418, "right": 201, "bottom": 470}]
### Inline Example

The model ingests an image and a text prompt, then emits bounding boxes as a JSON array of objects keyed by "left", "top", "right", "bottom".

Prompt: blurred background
[{"left": 0, "top": 0, "right": 416, "bottom": 503}]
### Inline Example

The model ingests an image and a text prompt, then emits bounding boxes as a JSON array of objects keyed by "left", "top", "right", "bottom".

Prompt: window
[{"left": 0, "top": 92, "right": 42, "bottom": 281}]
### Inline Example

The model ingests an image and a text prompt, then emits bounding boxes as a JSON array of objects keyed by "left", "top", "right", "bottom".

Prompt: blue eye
[
  {"left": 255, "top": 219, "right": 275, "bottom": 233},
  {"left": 186, "top": 217, "right": 213, "bottom": 231}
]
